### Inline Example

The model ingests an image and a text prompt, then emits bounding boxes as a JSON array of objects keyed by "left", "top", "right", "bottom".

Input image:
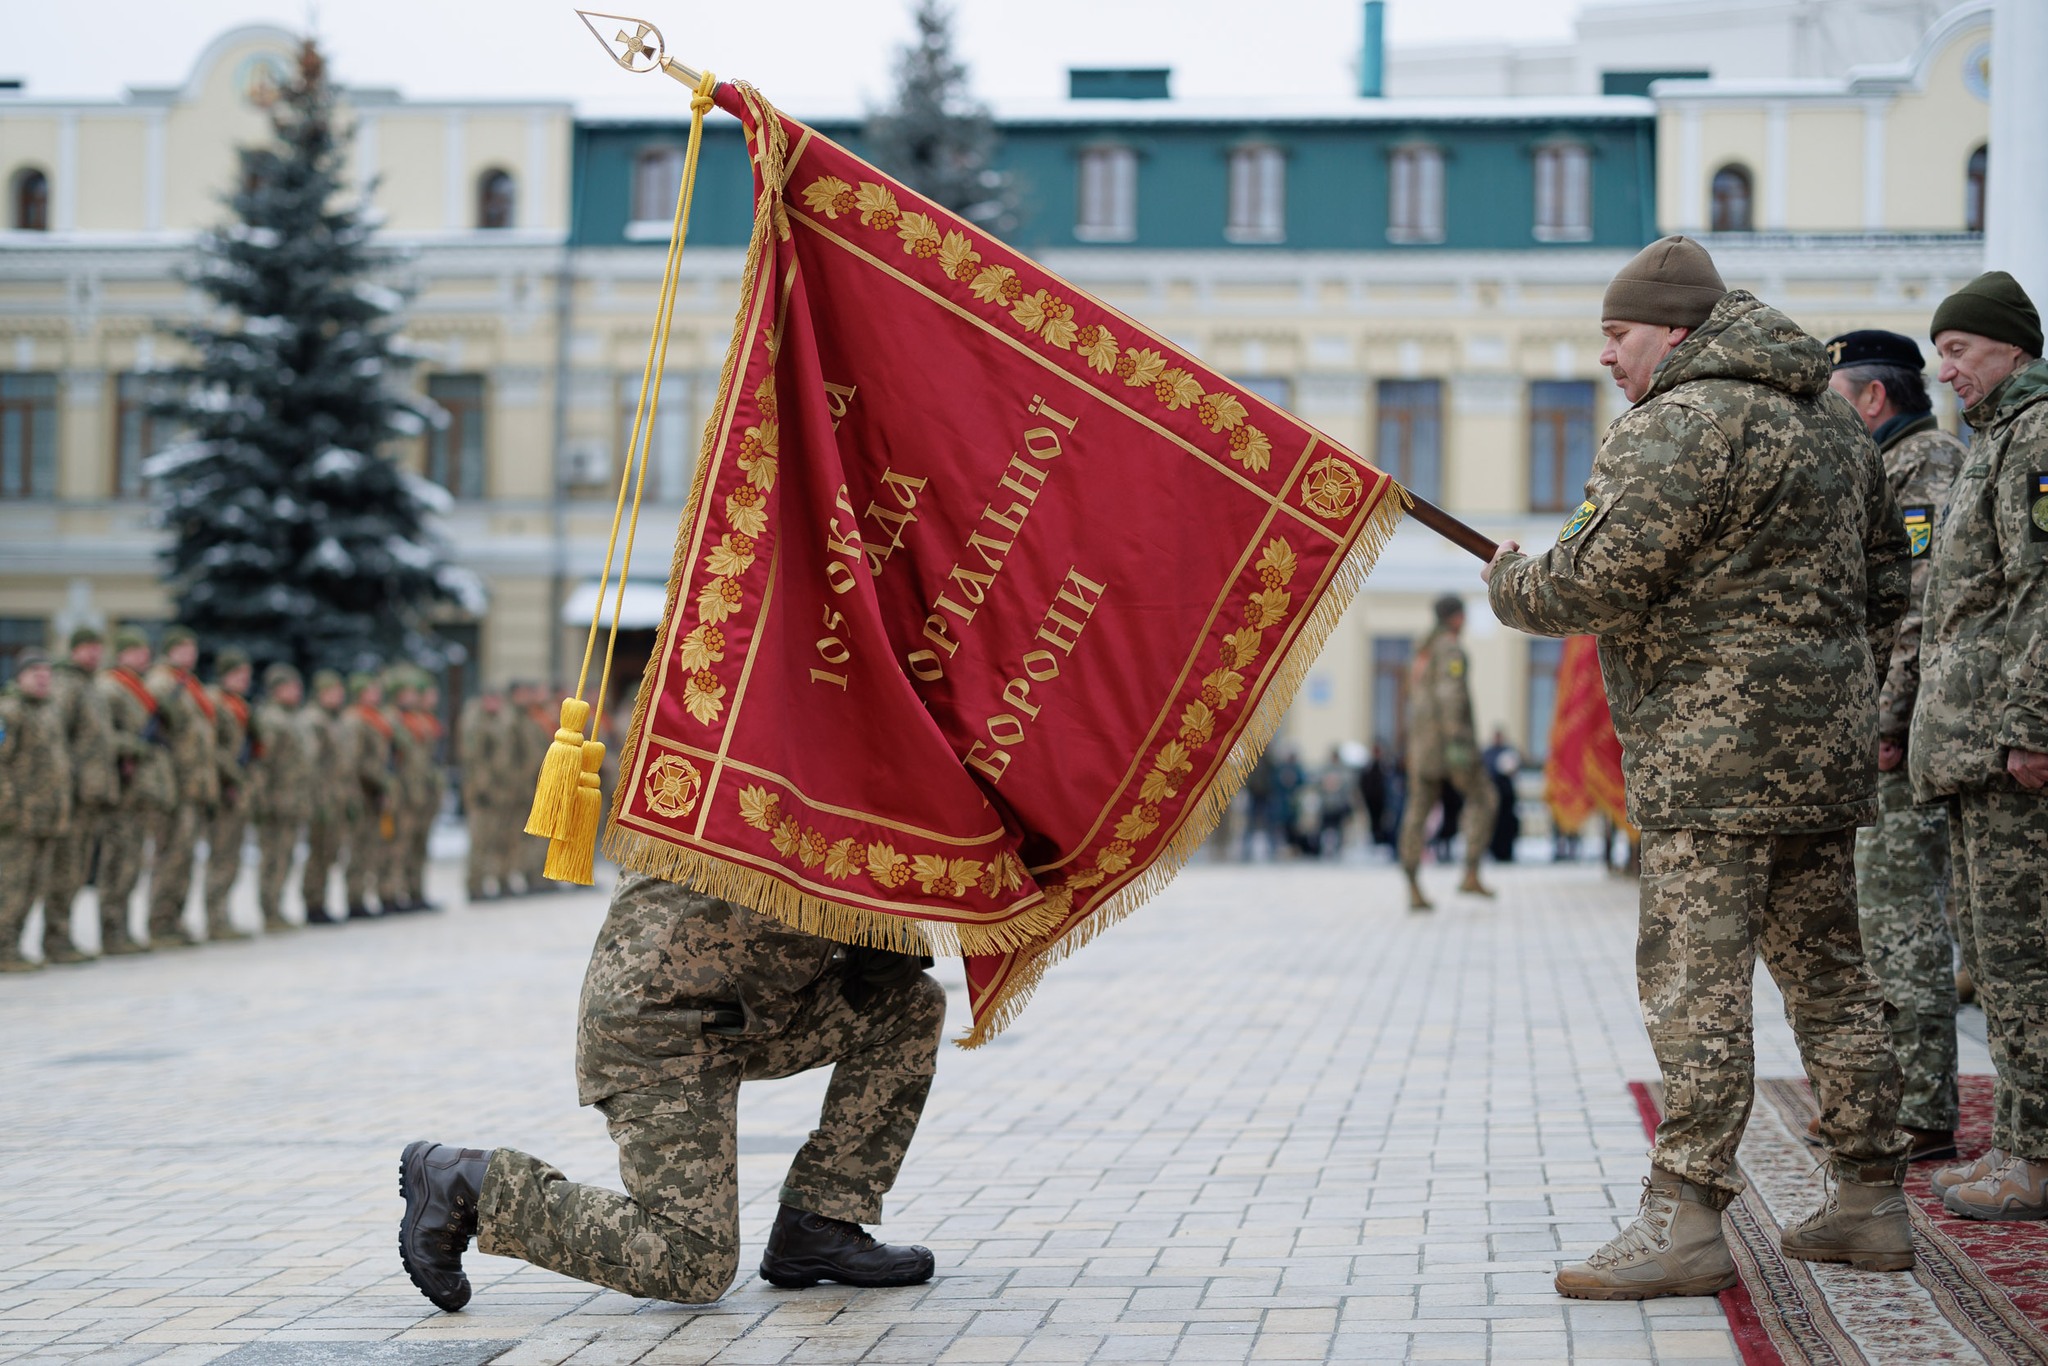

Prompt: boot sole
[
  {"left": 1781, "top": 1245, "right": 1914, "bottom": 1271},
  {"left": 397, "top": 1141, "right": 472, "bottom": 1312},
  {"left": 1942, "top": 1198, "right": 2048, "bottom": 1222},
  {"left": 759, "top": 1257, "right": 935, "bottom": 1290},
  {"left": 1554, "top": 1269, "right": 1737, "bottom": 1301}
]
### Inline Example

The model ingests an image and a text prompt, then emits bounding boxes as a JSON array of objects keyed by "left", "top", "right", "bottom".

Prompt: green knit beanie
[
  {"left": 1930, "top": 271, "right": 2043, "bottom": 356},
  {"left": 1602, "top": 235, "right": 1728, "bottom": 329}
]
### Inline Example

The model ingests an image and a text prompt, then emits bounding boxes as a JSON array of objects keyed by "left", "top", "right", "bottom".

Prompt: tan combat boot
[
  {"left": 1405, "top": 871, "right": 1433, "bottom": 912},
  {"left": 1555, "top": 1167, "right": 1737, "bottom": 1300},
  {"left": 1780, "top": 1163, "right": 1913, "bottom": 1271},
  {"left": 1943, "top": 1155, "right": 2048, "bottom": 1221},
  {"left": 1931, "top": 1147, "right": 2007, "bottom": 1198}
]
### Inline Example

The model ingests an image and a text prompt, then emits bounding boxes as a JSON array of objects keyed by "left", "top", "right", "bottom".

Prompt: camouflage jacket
[
  {"left": 148, "top": 666, "right": 221, "bottom": 807},
  {"left": 575, "top": 873, "right": 843, "bottom": 1106},
  {"left": 212, "top": 688, "right": 253, "bottom": 812},
  {"left": 1873, "top": 415, "right": 1964, "bottom": 746},
  {"left": 456, "top": 697, "right": 510, "bottom": 804},
  {"left": 1405, "top": 626, "right": 1479, "bottom": 776},
  {"left": 97, "top": 667, "right": 175, "bottom": 811},
  {"left": 250, "top": 699, "right": 314, "bottom": 825},
  {"left": 342, "top": 703, "right": 395, "bottom": 806},
  {"left": 1488, "top": 291, "right": 1909, "bottom": 833},
  {"left": 0, "top": 691, "right": 72, "bottom": 835},
  {"left": 306, "top": 704, "right": 358, "bottom": 824},
  {"left": 52, "top": 661, "right": 117, "bottom": 809},
  {"left": 397, "top": 707, "right": 444, "bottom": 817},
  {"left": 1910, "top": 360, "right": 2048, "bottom": 798}
]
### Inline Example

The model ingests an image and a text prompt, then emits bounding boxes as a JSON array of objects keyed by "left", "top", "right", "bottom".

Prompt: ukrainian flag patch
[
  {"left": 1901, "top": 505, "right": 1933, "bottom": 558},
  {"left": 1558, "top": 499, "right": 1598, "bottom": 543}
]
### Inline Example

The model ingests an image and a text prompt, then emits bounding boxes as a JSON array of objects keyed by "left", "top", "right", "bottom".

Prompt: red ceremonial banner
[
  {"left": 1542, "top": 634, "right": 1635, "bottom": 838},
  {"left": 607, "top": 84, "right": 1404, "bottom": 1044}
]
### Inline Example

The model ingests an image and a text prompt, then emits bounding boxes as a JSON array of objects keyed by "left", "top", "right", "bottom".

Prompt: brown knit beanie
[
  {"left": 1602, "top": 235, "right": 1728, "bottom": 328},
  {"left": 1930, "top": 271, "right": 2043, "bottom": 356}
]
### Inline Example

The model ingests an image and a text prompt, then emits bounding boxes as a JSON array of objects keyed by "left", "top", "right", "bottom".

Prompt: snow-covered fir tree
[
  {"left": 864, "top": 0, "right": 1017, "bottom": 230},
  {"left": 148, "top": 39, "right": 480, "bottom": 675}
]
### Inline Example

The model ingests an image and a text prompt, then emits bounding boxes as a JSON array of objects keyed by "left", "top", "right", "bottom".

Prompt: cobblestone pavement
[{"left": 0, "top": 858, "right": 1993, "bottom": 1365}]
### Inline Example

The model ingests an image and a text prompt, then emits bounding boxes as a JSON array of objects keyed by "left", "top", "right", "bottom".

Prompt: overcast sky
[{"left": 3, "top": 0, "right": 1586, "bottom": 108}]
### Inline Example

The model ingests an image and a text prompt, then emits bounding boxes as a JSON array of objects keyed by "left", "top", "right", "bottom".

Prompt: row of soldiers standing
[{"left": 0, "top": 627, "right": 565, "bottom": 970}]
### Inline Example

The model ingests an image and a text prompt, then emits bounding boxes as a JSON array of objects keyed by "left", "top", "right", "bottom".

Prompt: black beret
[{"left": 1825, "top": 330, "right": 1923, "bottom": 372}]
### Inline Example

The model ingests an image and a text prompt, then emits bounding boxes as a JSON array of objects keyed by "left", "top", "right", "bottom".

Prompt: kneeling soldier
[{"left": 399, "top": 874, "right": 943, "bottom": 1310}]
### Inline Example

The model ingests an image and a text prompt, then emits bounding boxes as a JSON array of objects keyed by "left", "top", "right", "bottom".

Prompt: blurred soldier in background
[
  {"left": 203, "top": 649, "right": 256, "bottom": 942},
  {"left": 1398, "top": 595, "right": 1495, "bottom": 910},
  {"left": 342, "top": 671, "right": 395, "bottom": 918},
  {"left": 0, "top": 653, "right": 73, "bottom": 971},
  {"left": 97, "top": 630, "right": 169, "bottom": 954},
  {"left": 300, "top": 669, "right": 351, "bottom": 925},
  {"left": 458, "top": 687, "right": 511, "bottom": 900},
  {"left": 146, "top": 627, "right": 218, "bottom": 948},
  {"left": 45, "top": 627, "right": 116, "bottom": 962},
  {"left": 395, "top": 671, "right": 445, "bottom": 912},
  {"left": 511, "top": 680, "right": 556, "bottom": 893},
  {"left": 251, "top": 664, "right": 310, "bottom": 932},
  {"left": 380, "top": 669, "right": 422, "bottom": 913}
]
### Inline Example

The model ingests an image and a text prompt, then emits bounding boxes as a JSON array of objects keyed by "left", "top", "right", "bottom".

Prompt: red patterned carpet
[{"left": 1629, "top": 1075, "right": 2048, "bottom": 1364}]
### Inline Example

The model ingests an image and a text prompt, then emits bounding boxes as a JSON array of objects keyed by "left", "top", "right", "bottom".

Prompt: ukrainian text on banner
[{"left": 608, "top": 84, "right": 1404, "bottom": 1044}]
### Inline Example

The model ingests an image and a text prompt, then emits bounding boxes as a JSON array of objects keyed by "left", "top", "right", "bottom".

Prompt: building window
[
  {"left": 1235, "top": 375, "right": 1293, "bottom": 410},
  {"left": 1375, "top": 379, "right": 1442, "bottom": 503},
  {"left": 632, "top": 146, "right": 686, "bottom": 224},
  {"left": 1528, "top": 380, "right": 1597, "bottom": 514},
  {"left": 1388, "top": 145, "right": 1444, "bottom": 244},
  {"left": 1710, "top": 164, "right": 1753, "bottom": 232},
  {"left": 0, "top": 373, "right": 58, "bottom": 500},
  {"left": 619, "top": 373, "right": 695, "bottom": 503},
  {"left": 0, "top": 617, "right": 47, "bottom": 686},
  {"left": 426, "top": 374, "right": 486, "bottom": 499},
  {"left": 477, "top": 169, "right": 516, "bottom": 229},
  {"left": 11, "top": 168, "right": 48, "bottom": 231},
  {"left": 1075, "top": 146, "right": 1137, "bottom": 242},
  {"left": 1965, "top": 144, "right": 1987, "bottom": 233},
  {"left": 114, "top": 372, "right": 170, "bottom": 499},
  {"left": 1533, "top": 143, "right": 1591, "bottom": 242},
  {"left": 1226, "top": 145, "right": 1285, "bottom": 243},
  {"left": 1372, "top": 636, "right": 1414, "bottom": 754},
  {"left": 1526, "top": 637, "right": 1564, "bottom": 763}
]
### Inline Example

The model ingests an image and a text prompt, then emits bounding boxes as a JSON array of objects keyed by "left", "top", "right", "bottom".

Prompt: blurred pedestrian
[
  {"left": 1483, "top": 727, "right": 1521, "bottom": 863},
  {"left": 0, "top": 652, "right": 72, "bottom": 971},
  {"left": 1398, "top": 595, "right": 1495, "bottom": 909},
  {"left": 1360, "top": 742, "right": 1390, "bottom": 855},
  {"left": 1314, "top": 747, "right": 1355, "bottom": 858},
  {"left": 44, "top": 627, "right": 116, "bottom": 961}
]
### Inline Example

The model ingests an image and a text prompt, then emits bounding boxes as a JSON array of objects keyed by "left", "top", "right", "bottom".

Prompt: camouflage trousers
[
  {"left": 203, "top": 801, "right": 248, "bottom": 933},
  {"left": 97, "top": 802, "right": 158, "bottom": 947},
  {"left": 0, "top": 833, "right": 56, "bottom": 965},
  {"left": 1638, "top": 827, "right": 1906, "bottom": 1194},
  {"left": 520, "top": 806, "right": 549, "bottom": 886},
  {"left": 344, "top": 805, "right": 393, "bottom": 908},
  {"left": 301, "top": 813, "right": 345, "bottom": 918},
  {"left": 1946, "top": 784, "right": 2048, "bottom": 1159},
  {"left": 463, "top": 793, "right": 512, "bottom": 896},
  {"left": 402, "top": 799, "right": 435, "bottom": 902},
  {"left": 255, "top": 821, "right": 299, "bottom": 926},
  {"left": 147, "top": 805, "right": 204, "bottom": 941},
  {"left": 479, "top": 970, "right": 947, "bottom": 1303},
  {"left": 43, "top": 805, "right": 108, "bottom": 954},
  {"left": 1398, "top": 762, "right": 1495, "bottom": 877},
  {"left": 1853, "top": 768, "right": 1957, "bottom": 1131}
]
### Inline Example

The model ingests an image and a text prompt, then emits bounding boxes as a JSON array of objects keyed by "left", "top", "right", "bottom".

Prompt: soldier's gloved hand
[{"left": 842, "top": 947, "right": 935, "bottom": 1011}]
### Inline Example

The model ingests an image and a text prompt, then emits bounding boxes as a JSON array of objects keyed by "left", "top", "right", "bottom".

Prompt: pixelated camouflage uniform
[
  {"left": 300, "top": 699, "right": 355, "bottom": 917},
  {"left": 1909, "top": 359, "right": 2048, "bottom": 1163},
  {"left": 43, "top": 659, "right": 117, "bottom": 956},
  {"left": 479, "top": 873, "right": 946, "bottom": 1302},
  {"left": 457, "top": 694, "right": 513, "bottom": 897},
  {"left": 96, "top": 666, "right": 174, "bottom": 948},
  {"left": 145, "top": 665, "right": 220, "bottom": 943},
  {"left": 1396, "top": 626, "right": 1494, "bottom": 877},
  {"left": 1489, "top": 290, "right": 1911, "bottom": 1193},
  {"left": 202, "top": 686, "right": 254, "bottom": 936},
  {"left": 251, "top": 696, "right": 314, "bottom": 927},
  {"left": 1854, "top": 413, "right": 1964, "bottom": 1132},
  {"left": 0, "top": 689, "right": 72, "bottom": 968},
  {"left": 397, "top": 703, "right": 444, "bottom": 904},
  {"left": 380, "top": 701, "right": 420, "bottom": 906},
  {"left": 341, "top": 701, "right": 395, "bottom": 909}
]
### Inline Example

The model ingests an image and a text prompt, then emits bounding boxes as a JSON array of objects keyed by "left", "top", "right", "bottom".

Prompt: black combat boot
[
  {"left": 305, "top": 903, "right": 339, "bottom": 925},
  {"left": 758, "top": 1203, "right": 935, "bottom": 1289},
  {"left": 347, "top": 902, "right": 376, "bottom": 920},
  {"left": 397, "top": 1140, "right": 492, "bottom": 1311}
]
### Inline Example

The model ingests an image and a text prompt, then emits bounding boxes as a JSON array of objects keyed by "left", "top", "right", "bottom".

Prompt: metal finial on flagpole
[{"left": 575, "top": 9, "right": 705, "bottom": 87}]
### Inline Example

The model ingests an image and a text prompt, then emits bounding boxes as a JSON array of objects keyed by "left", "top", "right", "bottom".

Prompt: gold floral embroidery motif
[{"left": 736, "top": 784, "right": 1004, "bottom": 902}]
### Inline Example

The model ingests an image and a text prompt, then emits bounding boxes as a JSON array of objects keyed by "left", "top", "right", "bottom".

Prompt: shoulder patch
[
  {"left": 1900, "top": 505, "right": 1933, "bottom": 557},
  {"left": 1447, "top": 656, "right": 1465, "bottom": 679},
  {"left": 2032, "top": 474, "right": 2048, "bottom": 543},
  {"left": 1558, "top": 500, "right": 1598, "bottom": 543}
]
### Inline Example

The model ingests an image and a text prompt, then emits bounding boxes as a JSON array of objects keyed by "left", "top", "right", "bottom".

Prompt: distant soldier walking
[
  {"left": 1397, "top": 595, "right": 1495, "bottom": 910},
  {"left": 1824, "top": 329, "right": 1964, "bottom": 1163},
  {"left": 1913, "top": 272, "right": 2048, "bottom": 1221},
  {"left": 146, "top": 627, "right": 219, "bottom": 947},
  {"left": 0, "top": 653, "right": 73, "bottom": 972},
  {"left": 44, "top": 628, "right": 117, "bottom": 962},
  {"left": 202, "top": 650, "right": 256, "bottom": 942},
  {"left": 300, "top": 670, "right": 352, "bottom": 924},
  {"left": 96, "top": 631, "right": 171, "bottom": 953},
  {"left": 251, "top": 664, "right": 311, "bottom": 931},
  {"left": 1487, "top": 237, "right": 1913, "bottom": 1296}
]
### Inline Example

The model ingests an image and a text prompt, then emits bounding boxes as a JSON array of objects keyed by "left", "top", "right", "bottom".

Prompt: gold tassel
[
  {"left": 525, "top": 697, "right": 591, "bottom": 838},
  {"left": 543, "top": 740, "right": 606, "bottom": 885}
]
